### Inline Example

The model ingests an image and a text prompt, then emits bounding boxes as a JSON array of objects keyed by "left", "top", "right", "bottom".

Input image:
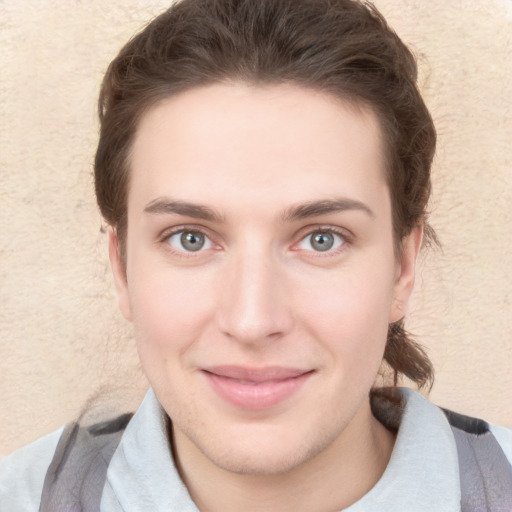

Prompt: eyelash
[{"left": 158, "top": 225, "right": 352, "bottom": 257}]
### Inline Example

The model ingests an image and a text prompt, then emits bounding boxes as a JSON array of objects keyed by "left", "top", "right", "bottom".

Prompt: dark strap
[
  {"left": 443, "top": 409, "right": 512, "bottom": 512},
  {"left": 39, "top": 413, "right": 132, "bottom": 512}
]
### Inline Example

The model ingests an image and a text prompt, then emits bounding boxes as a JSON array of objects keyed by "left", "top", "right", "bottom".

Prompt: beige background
[{"left": 1, "top": 0, "right": 511, "bottom": 457}]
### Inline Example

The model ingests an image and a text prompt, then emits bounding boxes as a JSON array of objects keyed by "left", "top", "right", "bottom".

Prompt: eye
[
  {"left": 167, "top": 230, "right": 213, "bottom": 252},
  {"left": 298, "top": 230, "right": 345, "bottom": 252}
]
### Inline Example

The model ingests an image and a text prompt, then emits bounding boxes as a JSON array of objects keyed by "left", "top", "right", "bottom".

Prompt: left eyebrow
[{"left": 282, "top": 198, "right": 375, "bottom": 222}]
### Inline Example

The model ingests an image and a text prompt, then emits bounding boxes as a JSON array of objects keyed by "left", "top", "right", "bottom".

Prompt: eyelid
[{"left": 159, "top": 223, "right": 214, "bottom": 240}]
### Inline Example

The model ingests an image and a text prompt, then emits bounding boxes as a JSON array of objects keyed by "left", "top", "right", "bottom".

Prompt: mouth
[{"left": 201, "top": 365, "right": 314, "bottom": 410}]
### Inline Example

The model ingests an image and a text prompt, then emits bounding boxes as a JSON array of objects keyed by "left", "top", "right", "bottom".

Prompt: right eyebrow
[{"left": 143, "top": 198, "right": 224, "bottom": 223}]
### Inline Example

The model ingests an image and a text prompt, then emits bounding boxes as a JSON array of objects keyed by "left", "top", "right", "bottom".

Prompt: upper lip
[{"left": 203, "top": 365, "right": 312, "bottom": 382}]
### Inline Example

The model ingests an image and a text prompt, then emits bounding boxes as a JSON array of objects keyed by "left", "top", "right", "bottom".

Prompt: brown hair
[{"left": 95, "top": 0, "right": 435, "bottom": 388}]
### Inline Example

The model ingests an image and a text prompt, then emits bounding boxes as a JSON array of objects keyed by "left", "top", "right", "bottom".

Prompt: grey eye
[
  {"left": 298, "top": 231, "right": 344, "bottom": 252},
  {"left": 181, "top": 232, "right": 205, "bottom": 251},
  {"left": 311, "top": 232, "right": 334, "bottom": 251},
  {"left": 168, "top": 231, "right": 212, "bottom": 252}
]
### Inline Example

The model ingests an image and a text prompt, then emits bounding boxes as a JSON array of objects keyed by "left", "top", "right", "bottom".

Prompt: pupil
[
  {"left": 181, "top": 232, "right": 205, "bottom": 251},
  {"left": 312, "top": 232, "right": 334, "bottom": 251}
]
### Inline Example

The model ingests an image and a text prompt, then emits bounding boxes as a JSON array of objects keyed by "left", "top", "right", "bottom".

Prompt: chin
[
  {"left": 204, "top": 444, "right": 317, "bottom": 476},
  {"left": 187, "top": 420, "right": 339, "bottom": 477}
]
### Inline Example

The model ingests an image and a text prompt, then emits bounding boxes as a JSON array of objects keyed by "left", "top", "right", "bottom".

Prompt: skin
[{"left": 109, "top": 83, "right": 422, "bottom": 512}]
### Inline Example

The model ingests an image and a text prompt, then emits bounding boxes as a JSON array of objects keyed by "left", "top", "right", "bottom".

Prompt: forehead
[{"left": 128, "top": 83, "right": 388, "bottom": 216}]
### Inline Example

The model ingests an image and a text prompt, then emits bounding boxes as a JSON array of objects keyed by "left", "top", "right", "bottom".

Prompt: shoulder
[
  {"left": 440, "top": 404, "right": 512, "bottom": 464},
  {"left": 370, "top": 387, "right": 512, "bottom": 509},
  {"left": 0, "top": 426, "right": 65, "bottom": 512},
  {"left": 489, "top": 424, "right": 512, "bottom": 466},
  {"left": 0, "top": 412, "right": 134, "bottom": 512}
]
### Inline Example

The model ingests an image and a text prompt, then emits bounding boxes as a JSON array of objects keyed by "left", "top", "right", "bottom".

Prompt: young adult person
[{"left": 1, "top": 0, "right": 511, "bottom": 511}]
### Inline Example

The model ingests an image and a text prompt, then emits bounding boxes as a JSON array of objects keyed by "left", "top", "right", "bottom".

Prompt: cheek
[
  {"left": 128, "top": 267, "right": 216, "bottom": 358},
  {"left": 294, "top": 265, "right": 395, "bottom": 359}
]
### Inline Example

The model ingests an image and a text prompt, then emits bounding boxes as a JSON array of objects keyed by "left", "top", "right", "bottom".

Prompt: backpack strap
[
  {"left": 443, "top": 408, "right": 512, "bottom": 512},
  {"left": 39, "top": 412, "right": 132, "bottom": 512}
]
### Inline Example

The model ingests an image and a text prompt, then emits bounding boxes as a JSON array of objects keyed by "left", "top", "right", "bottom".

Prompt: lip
[{"left": 202, "top": 365, "right": 313, "bottom": 410}]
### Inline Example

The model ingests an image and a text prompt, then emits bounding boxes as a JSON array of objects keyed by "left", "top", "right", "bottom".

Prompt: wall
[{"left": 0, "top": 0, "right": 511, "bottom": 456}]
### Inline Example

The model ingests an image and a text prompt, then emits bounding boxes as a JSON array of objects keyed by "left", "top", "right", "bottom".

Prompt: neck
[{"left": 172, "top": 403, "right": 395, "bottom": 512}]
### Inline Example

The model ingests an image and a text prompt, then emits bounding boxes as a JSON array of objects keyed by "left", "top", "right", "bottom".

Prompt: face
[{"left": 110, "top": 83, "right": 421, "bottom": 476}]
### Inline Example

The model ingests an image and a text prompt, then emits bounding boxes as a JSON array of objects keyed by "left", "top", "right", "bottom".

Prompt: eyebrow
[
  {"left": 144, "top": 198, "right": 224, "bottom": 223},
  {"left": 143, "top": 197, "right": 374, "bottom": 223},
  {"left": 282, "top": 198, "right": 375, "bottom": 221}
]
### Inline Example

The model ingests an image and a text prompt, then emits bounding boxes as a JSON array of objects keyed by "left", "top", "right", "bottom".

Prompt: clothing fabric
[{"left": 1, "top": 388, "right": 511, "bottom": 512}]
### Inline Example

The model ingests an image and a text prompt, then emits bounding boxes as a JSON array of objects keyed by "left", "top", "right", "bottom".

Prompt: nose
[{"left": 216, "top": 244, "right": 293, "bottom": 345}]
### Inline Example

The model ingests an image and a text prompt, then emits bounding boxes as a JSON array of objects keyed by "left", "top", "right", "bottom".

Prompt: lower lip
[{"left": 203, "top": 371, "right": 312, "bottom": 410}]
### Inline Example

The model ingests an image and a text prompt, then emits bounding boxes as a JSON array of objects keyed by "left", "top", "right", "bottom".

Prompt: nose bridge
[{"left": 218, "top": 240, "right": 291, "bottom": 343}]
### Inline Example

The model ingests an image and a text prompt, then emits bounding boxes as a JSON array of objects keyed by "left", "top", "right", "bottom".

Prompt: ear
[
  {"left": 389, "top": 224, "right": 423, "bottom": 323},
  {"left": 108, "top": 228, "right": 133, "bottom": 322}
]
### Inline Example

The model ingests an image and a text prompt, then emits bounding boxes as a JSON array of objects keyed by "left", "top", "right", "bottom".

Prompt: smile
[{"left": 201, "top": 366, "right": 314, "bottom": 410}]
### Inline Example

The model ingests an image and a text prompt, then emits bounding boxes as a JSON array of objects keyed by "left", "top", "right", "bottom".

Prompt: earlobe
[
  {"left": 108, "top": 228, "right": 133, "bottom": 322},
  {"left": 389, "top": 224, "right": 423, "bottom": 324}
]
